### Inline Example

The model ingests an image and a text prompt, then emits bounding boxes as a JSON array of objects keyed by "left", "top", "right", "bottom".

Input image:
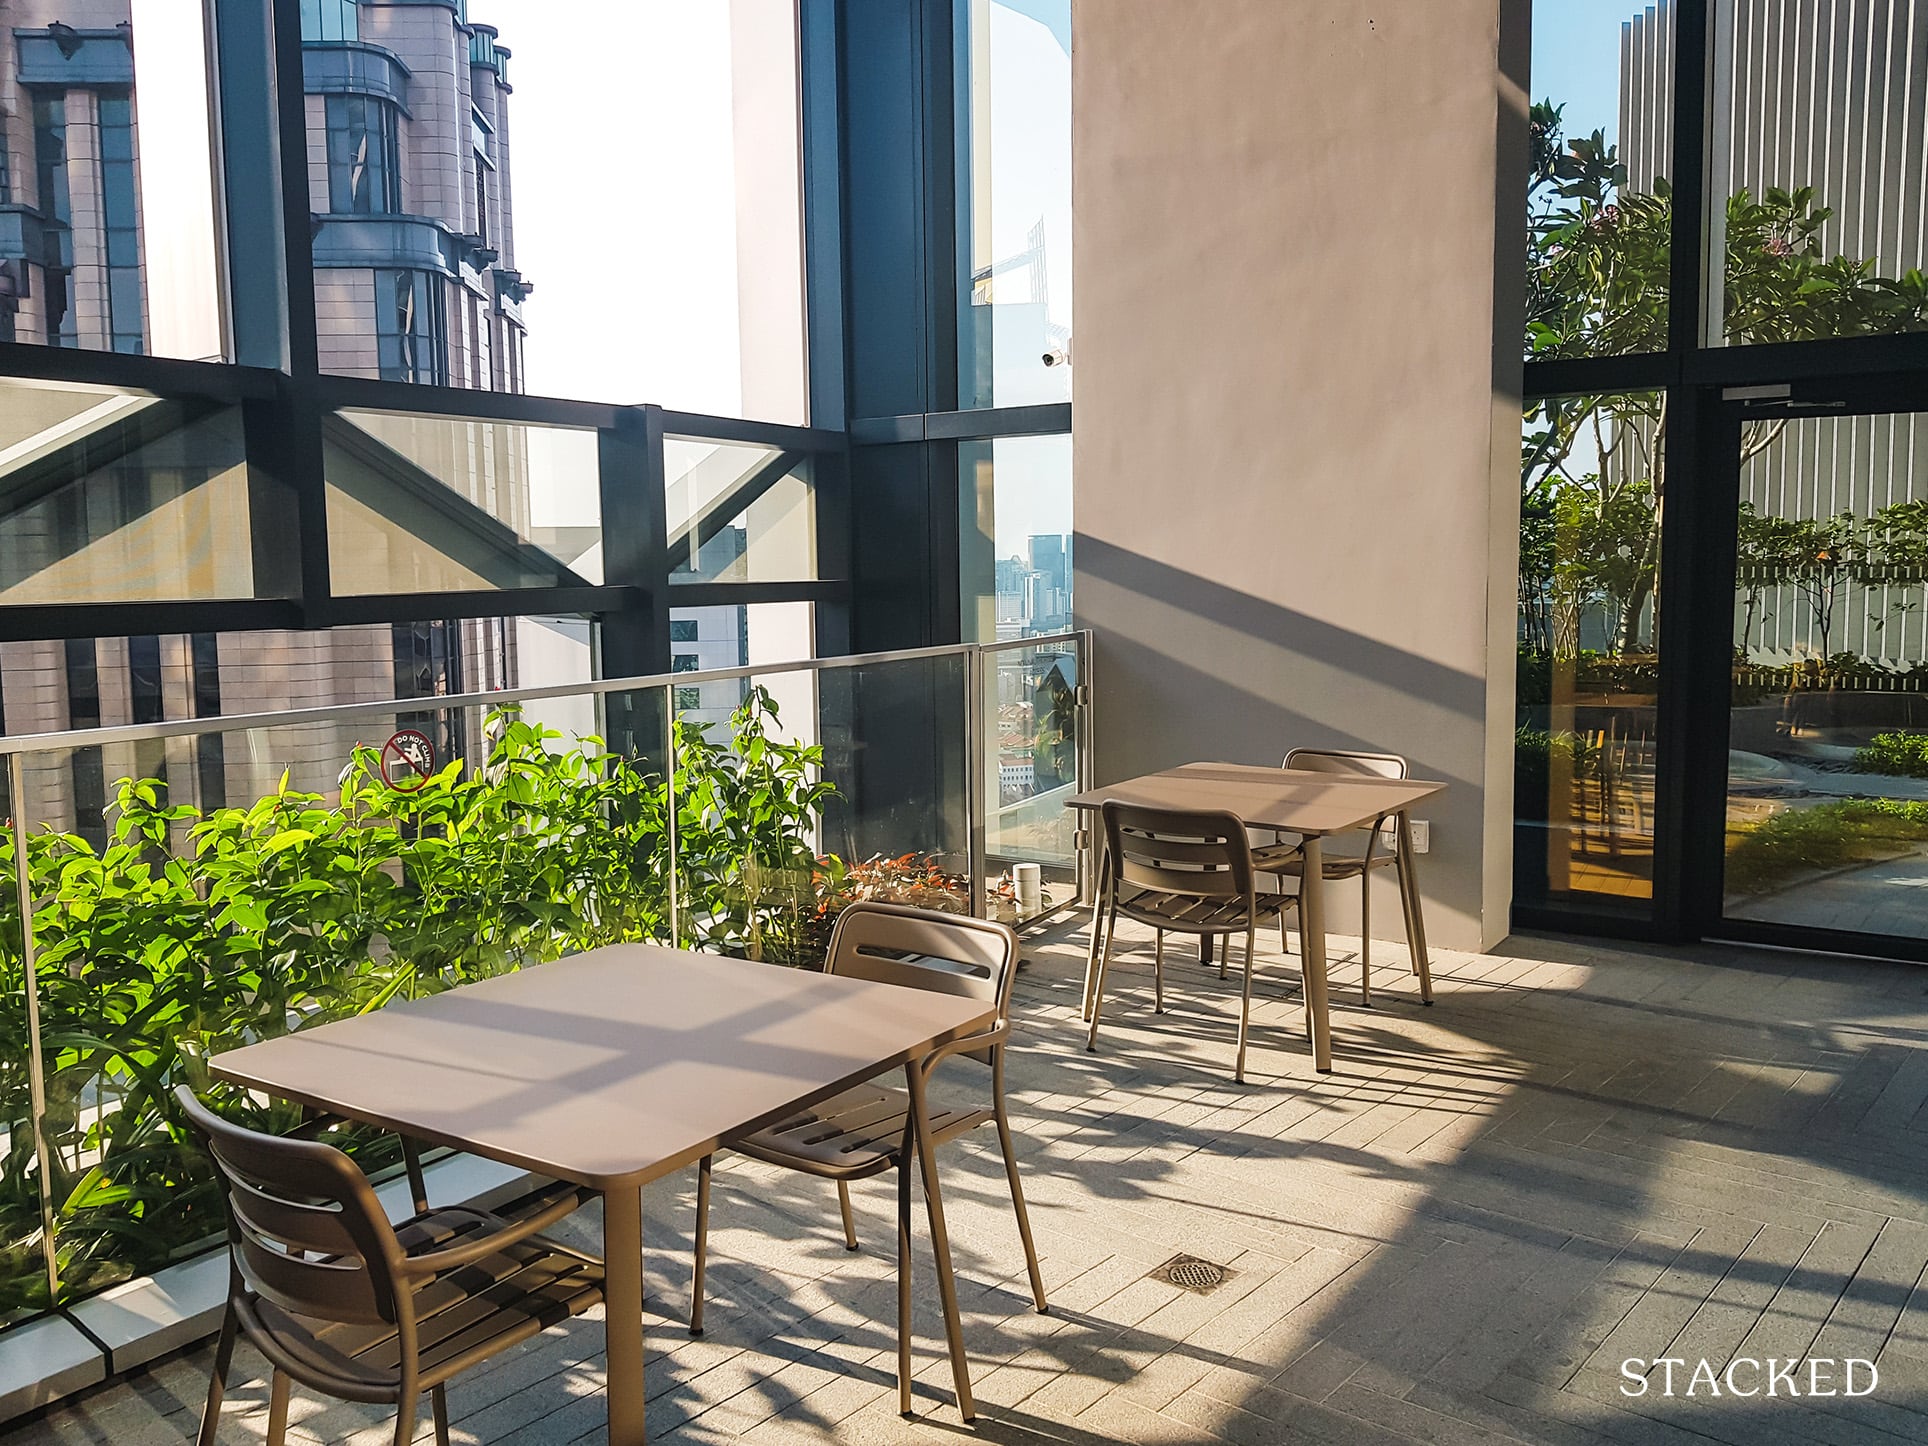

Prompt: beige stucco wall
[{"left": 1071, "top": 0, "right": 1528, "bottom": 950}]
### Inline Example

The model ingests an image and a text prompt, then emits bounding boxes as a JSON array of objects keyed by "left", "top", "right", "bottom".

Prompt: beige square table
[
  {"left": 211, "top": 943, "right": 997, "bottom": 1442},
  {"left": 1067, "top": 762, "right": 1445, "bottom": 1072}
]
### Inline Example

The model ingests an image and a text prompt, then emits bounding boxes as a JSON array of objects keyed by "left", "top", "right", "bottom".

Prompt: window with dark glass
[
  {"left": 670, "top": 620, "right": 699, "bottom": 642},
  {"left": 301, "top": 0, "right": 359, "bottom": 42},
  {"left": 63, "top": 637, "right": 104, "bottom": 847},
  {"left": 32, "top": 92, "right": 75, "bottom": 346},
  {"left": 675, "top": 686, "right": 704, "bottom": 711},
  {"left": 191, "top": 632, "right": 225, "bottom": 809},
  {"left": 99, "top": 93, "right": 142, "bottom": 354},
  {"left": 128, "top": 635, "right": 164, "bottom": 725},
  {"left": 376, "top": 270, "right": 446, "bottom": 384},
  {"left": 325, "top": 95, "right": 402, "bottom": 215},
  {"left": 0, "top": 143, "right": 14, "bottom": 341},
  {"left": 673, "top": 653, "right": 699, "bottom": 672},
  {"left": 471, "top": 108, "right": 492, "bottom": 248}
]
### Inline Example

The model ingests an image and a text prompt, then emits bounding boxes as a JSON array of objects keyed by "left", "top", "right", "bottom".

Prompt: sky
[
  {"left": 1531, "top": 0, "right": 1647, "bottom": 144},
  {"left": 478, "top": 1, "right": 760, "bottom": 415}
]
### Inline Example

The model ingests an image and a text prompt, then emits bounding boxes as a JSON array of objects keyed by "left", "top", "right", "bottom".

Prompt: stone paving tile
[{"left": 12, "top": 929, "right": 1928, "bottom": 1445}]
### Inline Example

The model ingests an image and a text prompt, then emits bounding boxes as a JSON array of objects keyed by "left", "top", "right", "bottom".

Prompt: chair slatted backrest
[
  {"left": 176, "top": 1085, "right": 408, "bottom": 1327},
  {"left": 1284, "top": 748, "right": 1408, "bottom": 846},
  {"left": 826, "top": 902, "right": 1019, "bottom": 1063},
  {"left": 1102, "top": 802, "right": 1254, "bottom": 901},
  {"left": 1283, "top": 747, "right": 1408, "bottom": 781}
]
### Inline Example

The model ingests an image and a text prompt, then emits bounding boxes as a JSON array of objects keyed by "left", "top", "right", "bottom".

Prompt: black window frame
[{"left": 1517, "top": 0, "right": 1928, "bottom": 964}]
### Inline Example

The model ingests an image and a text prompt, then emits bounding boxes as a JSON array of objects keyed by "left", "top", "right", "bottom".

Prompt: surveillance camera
[{"left": 1042, "top": 344, "right": 1070, "bottom": 368}]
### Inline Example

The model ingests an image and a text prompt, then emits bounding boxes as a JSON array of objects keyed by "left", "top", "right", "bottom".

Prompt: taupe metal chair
[
  {"left": 178, "top": 1086, "right": 602, "bottom": 1446},
  {"left": 1086, "top": 802, "right": 1298, "bottom": 1082},
  {"left": 1254, "top": 747, "right": 1431, "bottom": 1006},
  {"left": 688, "top": 902, "right": 1047, "bottom": 1418}
]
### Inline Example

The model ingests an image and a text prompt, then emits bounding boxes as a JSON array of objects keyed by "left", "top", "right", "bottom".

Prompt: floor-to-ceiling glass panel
[
  {"left": 1516, "top": 391, "right": 1664, "bottom": 911},
  {"left": 0, "top": 379, "right": 253, "bottom": 606},
  {"left": 324, "top": 410, "right": 601, "bottom": 595},
  {"left": 309, "top": 2, "right": 808, "bottom": 421},
  {"left": 664, "top": 438, "right": 816, "bottom": 587},
  {"left": 1526, "top": 0, "right": 1672, "bottom": 362},
  {"left": 0, "top": 4, "right": 226, "bottom": 361},
  {"left": 978, "top": 635, "right": 1081, "bottom": 926},
  {"left": 1724, "top": 410, "right": 1928, "bottom": 937},
  {"left": 1709, "top": 2, "right": 1928, "bottom": 347},
  {"left": 958, "top": 0, "right": 1072, "bottom": 408},
  {"left": 959, "top": 434, "right": 1072, "bottom": 643}
]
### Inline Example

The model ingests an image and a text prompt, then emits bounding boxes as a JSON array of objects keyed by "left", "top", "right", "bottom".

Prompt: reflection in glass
[
  {"left": 326, "top": 409, "right": 601, "bottom": 594},
  {"left": 1710, "top": 2, "right": 1928, "bottom": 346},
  {"left": 0, "top": 380, "right": 252, "bottom": 606},
  {"left": 979, "top": 638, "right": 1079, "bottom": 925},
  {"left": 1725, "top": 412, "right": 1928, "bottom": 939},
  {"left": 665, "top": 438, "right": 816, "bottom": 586},
  {"left": 1525, "top": 0, "right": 1671, "bottom": 361},
  {"left": 959, "top": 434, "right": 1072, "bottom": 643},
  {"left": 958, "top": 0, "right": 1072, "bottom": 408},
  {"left": 668, "top": 602, "right": 815, "bottom": 731},
  {"left": 1515, "top": 392, "right": 1663, "bottom": 909}
]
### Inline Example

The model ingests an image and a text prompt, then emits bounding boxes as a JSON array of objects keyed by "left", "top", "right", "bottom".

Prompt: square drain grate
[{"left": 1149, "top": 1253, "right": 1234, "bottom": 1294}]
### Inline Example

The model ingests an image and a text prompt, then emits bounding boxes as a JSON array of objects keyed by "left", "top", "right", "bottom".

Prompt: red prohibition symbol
[{"left": 379, "top": 729, "right": 437, "bottom": 792}]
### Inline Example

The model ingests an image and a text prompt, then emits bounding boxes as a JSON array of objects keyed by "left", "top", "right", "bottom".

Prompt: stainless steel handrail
[{"left": 0, "top": 636, "right": 1026, "bottom": 757}]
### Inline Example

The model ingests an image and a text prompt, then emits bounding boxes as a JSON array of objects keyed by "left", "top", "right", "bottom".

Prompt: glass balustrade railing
[{"left": 0, "top": 633, "right": 1088, "bottom": 1322}]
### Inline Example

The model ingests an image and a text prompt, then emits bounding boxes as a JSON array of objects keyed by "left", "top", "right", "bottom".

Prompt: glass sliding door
[
  {"left": 1515, "top": 390, "right": 1665, "bottom": 913},
  {"left": 1723, "top": 405, "right": 1928, "bottom": 944}
]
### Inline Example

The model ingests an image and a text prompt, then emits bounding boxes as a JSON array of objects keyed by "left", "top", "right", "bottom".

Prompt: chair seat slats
[
  {"left": 1251, "top": 846, "right": 1397, "bottom": 881},
  {"left": 731, "top": 1083, "right": 988, "bottom": 1175},
  {"left": 1115, "top": 887, "right": 1294, "bottom": 933},
  {"left": 252, "top": 1232, "right": 603, "bottom": 1392}
]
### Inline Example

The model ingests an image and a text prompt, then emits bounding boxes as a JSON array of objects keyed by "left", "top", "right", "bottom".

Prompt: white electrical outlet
[{"left": 1409, "top": 820, "right": 1431, "bottom": 854}]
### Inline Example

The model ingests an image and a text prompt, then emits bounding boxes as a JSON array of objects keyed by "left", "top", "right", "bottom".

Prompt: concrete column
[{"left": 1071, "top": 0, "right": 1529, "bottom": 950}]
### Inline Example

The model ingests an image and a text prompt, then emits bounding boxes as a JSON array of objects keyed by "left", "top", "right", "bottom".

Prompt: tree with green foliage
[{"left": 1522, "top": 100, "right": 1928, "bottom": 666}]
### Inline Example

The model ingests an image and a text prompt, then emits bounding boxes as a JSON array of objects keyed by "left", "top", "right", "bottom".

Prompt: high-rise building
[{"left": 305, "top": 0, "right": 529, "bottom": 391}]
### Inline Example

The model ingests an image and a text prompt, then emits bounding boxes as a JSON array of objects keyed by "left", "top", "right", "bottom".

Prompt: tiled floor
[{"left": 13, "top": 919, "right": 1928, "bottom": 1444}]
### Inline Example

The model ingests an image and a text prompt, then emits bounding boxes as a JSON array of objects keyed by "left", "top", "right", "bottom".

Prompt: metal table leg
[
  {"left": 906, "top": 1061, "right": 975, "bottom": 1420},
  {"left": 603, "top": 1185, "right": 647, "bottom": 1444},
  {"left": 1080, "top": 835, "right": 1111, "bottom": 1021},
  {"left": 1299, "top": 836, "right": 1333, "bottom": 1072},
  {"left": 1395, "top": 812, "right": 1434, "bottom": 1004}
]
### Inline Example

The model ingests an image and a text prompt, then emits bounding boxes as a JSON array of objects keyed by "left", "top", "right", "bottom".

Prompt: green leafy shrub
[
  {"left": 1724, "top": 798, "right": 1928, "bottom": 897},
  {"left": 0, "top": 685, "right": 845, "bottom": 1315},
  {"left": 1852, "top": 731, "right": 1928, "bottom": 779}
]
